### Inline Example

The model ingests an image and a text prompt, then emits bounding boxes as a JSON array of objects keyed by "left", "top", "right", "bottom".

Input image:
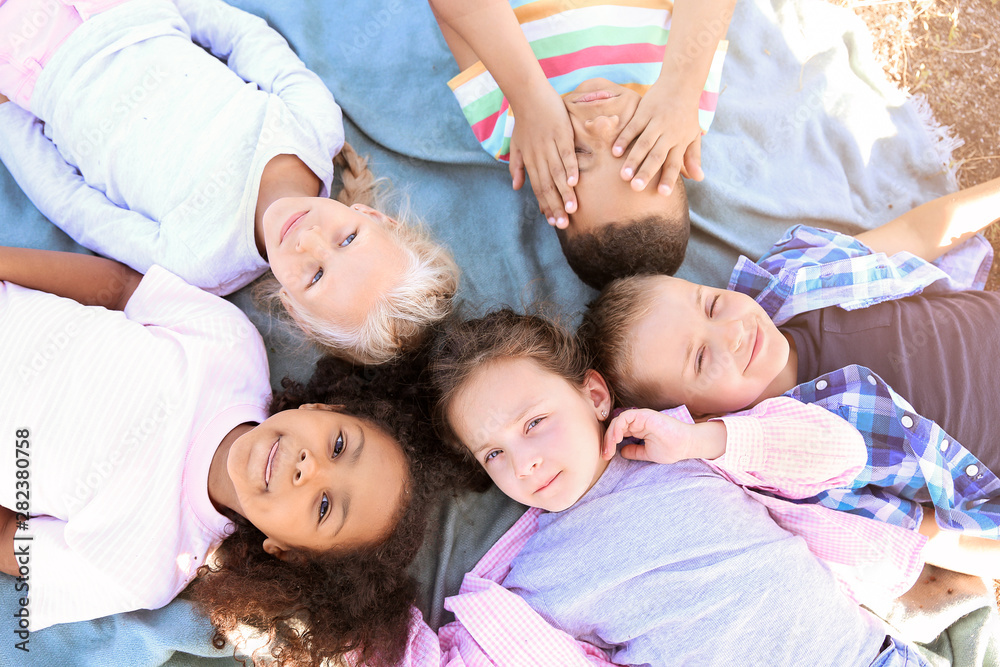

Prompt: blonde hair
[
  {"left": 257, "top": 143, "right": 458, "bottom": 364},
  {"left": 578, "top": 275, "right": 662, "bottom": 408}
]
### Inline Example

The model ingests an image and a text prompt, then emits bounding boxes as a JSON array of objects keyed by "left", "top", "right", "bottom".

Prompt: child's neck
[
  {"left": 254, "top": 154, "right": 323, "bottom": 258},
  {"left": 206, "top": 422, "right": 257, "bottom": 517}
]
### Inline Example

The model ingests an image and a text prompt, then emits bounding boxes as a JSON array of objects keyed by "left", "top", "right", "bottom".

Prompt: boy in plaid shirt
[{"left": 583, "top": 176, "right": 1000, "bottom": 579}]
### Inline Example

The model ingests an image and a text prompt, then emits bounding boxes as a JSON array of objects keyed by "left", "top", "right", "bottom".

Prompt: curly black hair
[
  {"left": 556, "top": 182, "right": 690, "bottom": 290},
  {"left": 189, "top": 354, "right": 468, "bottom": 667}
]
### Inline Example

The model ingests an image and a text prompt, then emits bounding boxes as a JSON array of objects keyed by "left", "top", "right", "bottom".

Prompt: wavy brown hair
[
  {"left": 189, "top": 354, "right": 466, "bottom": 666},
  {"left": 428, "top": 308, "right": 592, "bottom": 460}
]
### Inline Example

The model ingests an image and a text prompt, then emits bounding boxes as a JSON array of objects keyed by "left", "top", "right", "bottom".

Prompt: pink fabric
[
  {"left": 396, "top": 396, "right": 925, "bottom": 665},
  {"left": 0, "top": 0, "right": 129, "bottom": 108},
  {"left": 709, "top": 397, "right": 927, "bottom": 601}
]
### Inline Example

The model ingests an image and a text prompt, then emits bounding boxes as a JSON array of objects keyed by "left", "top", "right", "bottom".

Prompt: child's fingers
[
  {"left": 630, "top": 135, "right": 672, "bottom": 193},
  {"left": 683, "top": 135, "right": 704, "bottom": 181},
  {"left": 656, "top": 146, "right": 685, "bottom": 197},
  {"left": 612, "top": 115, "right": 645, "bottom": 164},
  {"left": 509, "top": 150, "right": 526, "bottom": 191},
  {"left": 559, "top": 142, "right": 579, "bottom": 193},
  {"left": 621, "top": 128, "right": 660, "bottom": 188},
  {"left": 527, "top": 162, "right": 565, "bottom": 227},
  {"left": 618, "top": 443, "right": 654, "bottom": 462},
  {"left": 546, "top": 154, "right": 576, "bottom": 227}
]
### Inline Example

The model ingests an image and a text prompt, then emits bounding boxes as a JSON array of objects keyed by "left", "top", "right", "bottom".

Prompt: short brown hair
[
  {"left": 557, "top": 185, "right": 690, "bottom": 290},
  {"left": 429, "top": 308, "right": 590, "bottom": 457},
  {"left": 579, "top": 275, "right": 664, "bottom": 409}
]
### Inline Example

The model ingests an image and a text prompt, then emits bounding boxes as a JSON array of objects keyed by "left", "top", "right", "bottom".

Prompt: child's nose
[
  {"left": 512, "top": 449, "right": 542, "bottom": 478},
  {"left": 293, "top": 449, "right": 318, "bottom": 485},
  {"left": 584, "top": 114, "right": 620, "bottom": 139},
  {"left": 295, "top": 226, "right": 325, "bottom": 256},
  {"left": 725, "top": 319, "right": 746, "bottom": 353}
]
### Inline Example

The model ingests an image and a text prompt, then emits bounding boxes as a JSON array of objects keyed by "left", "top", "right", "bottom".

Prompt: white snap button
[
  {"left": 939, "top": 440, "right": 949, "bottom": 453},
  {"left": 966, "top": 464, "right": 980, "bottom": 477},
  {"left": 867, "top": 375, "right": 877, "bottom": 385},
  {"left": 816, "top": 380, "right": 828, "bottom": 390},
  {"left": 900, "top": 415, "right": 914, "bottom": 429}
]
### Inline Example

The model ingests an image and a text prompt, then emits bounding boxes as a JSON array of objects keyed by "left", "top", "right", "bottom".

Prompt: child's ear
[
  {"left": 351, "top": 203, "right": 400, "bottom": 228},
  {"left": 262, "top": 538, "right": 306, "bottom": 564},
  {"left": 582, "top": 369, "right": 612, "bottom": 421},
  {"left": 298, "top": 403, "right": 339, "bottom": 412}
]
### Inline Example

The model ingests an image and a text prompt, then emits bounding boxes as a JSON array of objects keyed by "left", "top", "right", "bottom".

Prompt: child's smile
[
  {"left": 448, "top": 358, "right": 612, "bottom": 512},
  {"left": 262, "top": 198, "right": 409, "bottom": 330},
  {"left": 628, "top": 276, "right": 798, "bottom": 416},
  {"left": 225, "top": 404, "right": 409, "bottom": 555}
]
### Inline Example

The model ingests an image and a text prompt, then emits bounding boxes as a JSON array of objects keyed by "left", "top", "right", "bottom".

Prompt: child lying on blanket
[
  {"left": 0, "top": 248, "right": 461, "bottom": 666},
  {"left": 581, "top": 175, "right": 1000, "bottom": 578},
  {"left": 428, "top": 309, "right": 930, "bottom": 666},
  {"left": 0, "top": 0, "right": 456, "bottom": 364},
  {"left": 430, "top": 0, "right": 730, "bottom": 288}
]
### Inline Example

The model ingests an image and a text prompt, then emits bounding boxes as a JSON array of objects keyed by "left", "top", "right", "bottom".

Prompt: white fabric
[
  {"left": 0, "top": 0, "right": 344, "bottom": 295},
  {"left": 0, "top": 266, "right": 271, "bottom": 630}
]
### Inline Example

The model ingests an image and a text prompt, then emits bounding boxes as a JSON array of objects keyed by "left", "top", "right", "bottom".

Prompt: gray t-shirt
[
  {"left": 503, "top": 457, "right": 886, "bottom": 666},
  {"left": 782, "top": 289, "right": 1000, "bottom": 475}
]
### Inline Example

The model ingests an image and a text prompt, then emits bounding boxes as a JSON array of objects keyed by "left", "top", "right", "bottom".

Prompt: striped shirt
[{"left": 448, "top": 0, "right": 727, "bottom": 161}]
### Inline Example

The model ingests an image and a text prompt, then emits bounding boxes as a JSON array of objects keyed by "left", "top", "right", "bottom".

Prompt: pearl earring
[{"left": 601, "top": 409, "right": 608, "bottom": 419}]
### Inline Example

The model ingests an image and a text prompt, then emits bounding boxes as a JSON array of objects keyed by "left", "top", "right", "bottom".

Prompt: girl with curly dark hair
[
  {"left": 0, "top": 247, "right": 456, "bottom": 667},
  {"left": 190, "top": 353, "right": 464, "bottom": 667}
]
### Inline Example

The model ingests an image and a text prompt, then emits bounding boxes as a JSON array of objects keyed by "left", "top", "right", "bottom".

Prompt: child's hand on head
[
  {"left": 509, "top": 86, "right": 579, "bottom": 229},
  {"left": 603, "top": 409, "right": 727, "bottom": 464},
  {"left": 611, "top": 77, "right": 704, "bottom": 196}
]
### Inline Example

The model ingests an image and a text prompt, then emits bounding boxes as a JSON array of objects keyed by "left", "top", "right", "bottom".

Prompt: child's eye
[
  {"left": 696, "top": 347, "right": 705, "bottom": 374},
  {"left": 340, "top": 232, "right": 357, "bottom": 247},
  {"left": 484, "top": 450, "right": 501, "bottom": 463},
  {"left": 708, "top": 294, "right": 719, "bottom": 317},
  {"left": 309, "top": 268, "right": 323, "bottom": 286},
  {"left": 526, "top": 417, "right": 543, "bottom": 432},
  {"left": 318, "top": 493, "right": 329, "bottom": 522},
  {"left": 333, "top": 432, "right": 345, "bottom": 458}
]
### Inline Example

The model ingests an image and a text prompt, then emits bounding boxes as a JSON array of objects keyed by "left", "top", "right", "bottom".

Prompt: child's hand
[
  {"left": 603, "top": 408, "right": 727, "bottom": 463},
  {"left": 611, "top": 78, "right": 704, "bottom": 195},
  {"left": 509, "top": 87, "right": 578, "bottom": 228}
]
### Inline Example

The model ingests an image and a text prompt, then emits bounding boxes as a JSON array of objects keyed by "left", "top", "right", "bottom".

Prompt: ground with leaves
[
  {"left": 830, "top": 0, "right": 1000, "bottom": 285},
  {"left": 828, "top": 0, "right": 1000, "bottom": 606}
]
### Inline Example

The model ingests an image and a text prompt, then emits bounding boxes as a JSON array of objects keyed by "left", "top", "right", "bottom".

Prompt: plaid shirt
[{"left": 729, "top": 225, "right": 1000, "bottom": 538}]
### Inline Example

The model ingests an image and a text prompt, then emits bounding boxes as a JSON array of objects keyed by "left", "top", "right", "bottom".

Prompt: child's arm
[
  {"left": 855, "top": 176, "right": 1000, "bottom": 262},
  {"left": 0, "top": 246, "right": 141, "bottom": 310},
  {"left": 173, "top": 0, "right": 343, "bottom": 167},
  {"left": 0, "top": 104, "right": 175, "bottom": 280},
  {"left": 613, "top": 0, "right": 736, "bottom": 194},
  {"left": 0, "top": 507, "right": 19, "bottom": 577},
  {"left": 429, "top": 0, "right": 578, "bottom": 227},
  {"left": 605, "top": 398, "right": 867, "bottom": 497},
  {"left": 918, "top": 511, "right": 1000, "bottom": 580}
]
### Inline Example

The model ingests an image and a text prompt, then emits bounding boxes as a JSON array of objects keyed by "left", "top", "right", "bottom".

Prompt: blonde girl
[{"left": 0, "top": 0, "right": 456, "bottom": 364}]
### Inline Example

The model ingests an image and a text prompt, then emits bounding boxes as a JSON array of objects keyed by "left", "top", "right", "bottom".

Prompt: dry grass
[
  {"left": 825, "top": 0, "right": 1000, "bottom": 610},
  {"left": 827, "top": 0, "right": 1000, "bottom": 286}
]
